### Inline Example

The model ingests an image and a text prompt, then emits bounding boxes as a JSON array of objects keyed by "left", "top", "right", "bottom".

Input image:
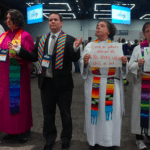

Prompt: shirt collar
[{"left": 51, "top": 31, "right": 61, "bottom": 39}]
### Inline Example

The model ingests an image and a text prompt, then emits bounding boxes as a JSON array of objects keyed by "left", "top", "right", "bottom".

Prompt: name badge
[
  {"left": 41, "top": 54, "right": 52, "bottom": 68},
  {"left": 0, "top": 49, "right": 8, "bottom": 62}
]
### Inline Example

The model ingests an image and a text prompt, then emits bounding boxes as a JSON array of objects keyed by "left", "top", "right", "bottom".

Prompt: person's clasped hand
[
  {"left": 84, "top": 54, "right": 91, "bottom": 67},
  {"left": 121, "top": 56, "right": 127, "bottom": 65},
  {"left": 138, "top": 59, "right": 145, "bottom": 66},
  {"left": 7, "top": 41, "right": 19, "bottom": 51},
  {"left": 7, "top": 41, "right": 18, "bottom": 58}
]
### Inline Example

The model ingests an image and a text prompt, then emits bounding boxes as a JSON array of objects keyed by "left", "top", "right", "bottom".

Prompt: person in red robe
[{"left": 0, "top": 9, "right": 34, "bottom": 143}]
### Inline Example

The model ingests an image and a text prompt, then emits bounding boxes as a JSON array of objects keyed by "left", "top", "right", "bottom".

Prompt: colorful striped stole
[
  {"left": 55, "top": 32, "right": 66, "bottom": 69},
  {"left": 0, "top": 29, "right": 22, "bottom": 114},
  {"left": 0, "top": 31, "right": 9, "bottom": 44},
  {"left": 140, "top": 40, "right": 150, "bottom": 131},
  {"left": 9, "top": 29, "right": 22, "bottom": 114},
  {"left": 91, "top": 39, "right": 116, "bottom": 124},
  {"left": 38, "top": 34, "right": 48, "bottom": 74},
  {"left": 37, "top": 30, "right": 67, "bottom": 74}
]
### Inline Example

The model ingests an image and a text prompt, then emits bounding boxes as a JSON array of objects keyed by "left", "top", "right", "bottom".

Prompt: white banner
[{"left": 90, "top": 43, "right": 123, "bottom": 68}]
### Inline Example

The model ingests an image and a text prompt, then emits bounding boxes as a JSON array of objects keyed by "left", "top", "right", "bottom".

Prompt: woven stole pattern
[
  {"left": 0, "top": 31, "right": 9, "bottom": 44},
  {"left": 91, "top": 76, "right": 101, "bottom": 124},
  {"left": 91, "top": 67, "right": 116, "bottom": 124},
  {"left": 38, "top": 34, "right": 48, "bottom": 74},
  {"left": 9, "top": 29, "right": 22, "bottom": 114},
  {"left": 55, "top": 33, "right": 66, "bottom": 69},
  {"left": 37, "top": 31, "right": 66, "bottom": 73},
  {"left": 140, "top": 47, "right": 150, "bottom": 131}
]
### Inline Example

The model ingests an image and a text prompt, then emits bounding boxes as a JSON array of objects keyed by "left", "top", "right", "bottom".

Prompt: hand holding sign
[
  {"left": 84, "top": 54, "right": 91, "bottom": 67},
  {"left": 138, "top": 59, "right": 145, "bottom": 66},
  {"left": 120, "top": 56, "right": 127, "bottom": 64}
]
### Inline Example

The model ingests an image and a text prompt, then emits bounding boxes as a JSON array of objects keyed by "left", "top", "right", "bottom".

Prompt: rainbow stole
[
  {"left": 140, "top": 41, "right": 150, "bottom": 131},
  {"left": 0, "top": 29, "right": 22, "bottom": 114},
  {"left": 91, "top": 39, "right": 115, "bottom": 125},
  {"left": 37, "top": 30, "right": 67, "bottom": 74}
]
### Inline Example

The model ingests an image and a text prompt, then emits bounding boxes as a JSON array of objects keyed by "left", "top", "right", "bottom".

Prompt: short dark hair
[
  {"left": 142, "top": 22, "right": 150, "bottom": 33},
  {"left": 121, "top": 38, "right": 126, "bottom": 43},
  {"left": 134, "top": 39, "right": 138, "bottom": 44},
  {"left": 49, "top": 12, "right": 63, "bottom": 22},
  {"left": 96, "top": 20, "right": 117, "bottom": 41},
  {"left": 4, "top": 9, "right": 24, "bottom": 28},
  {"left": 88, "top": 37, "right": 92, "bottom": 41}
]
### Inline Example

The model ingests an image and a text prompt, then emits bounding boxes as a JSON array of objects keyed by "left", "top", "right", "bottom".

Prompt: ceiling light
[
  {"left": 59, "top": 13, "right": 76, "bottom": 19},
  {"left": 26, "top": 3, "right": 31, "bottom": 7},
  {"left": 94, "top": 4, "right": 111, "bottom": 11},
  {"left": 43, "top": 13, "right": 76, "bottom": 19},
  {"left": 98, "top": 18, "right": 111, "bottom": 19},
  {"left": 43, "top": 9, "right": 66, "bottom": 11},
  {"left": 140, "top": 14, "right": 150, "bottom": 19},
  {"left": 48, "top": 3, "right": 72, "bottom": 11},
  {"left": 99, "top": 10, "right": 111, "bottom": 12},
  {"left": 94, "top": 14, "right": 111, "bottom": 19},
  {"left": 43, "top": 14, "right": 49, "bottom": 19},
  {"left": 130, "top": 4, "right": 135, "bottom": 10}
]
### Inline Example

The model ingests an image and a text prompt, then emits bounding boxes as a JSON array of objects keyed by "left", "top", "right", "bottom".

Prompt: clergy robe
[
  {"left": 79, "top": 41, "right": 128, "bottom": 147},
  {"left": 129, "top": 45, "right": 150, "bottom": 136},
  {"left": 0, "top": 29, "right": 34, "bottom": 134}
]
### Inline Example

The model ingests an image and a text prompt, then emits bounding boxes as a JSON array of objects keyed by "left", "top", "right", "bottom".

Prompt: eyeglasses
[{"left": 144, "top": 30, "right": 150, "bottom": 33}]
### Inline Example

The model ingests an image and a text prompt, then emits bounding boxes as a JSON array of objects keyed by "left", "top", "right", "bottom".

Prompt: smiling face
[
  {"left": 143, "top": 24, "right": 150, "bottom": 42},
  {"left": 49, "top": 14, "right": 63, "bottom": 34},
  {"left": 6, "top": 13, "right": 17, "bottom": 30},
  {"left": 96, "top": 21, "right": 110, "bottom": 40}
]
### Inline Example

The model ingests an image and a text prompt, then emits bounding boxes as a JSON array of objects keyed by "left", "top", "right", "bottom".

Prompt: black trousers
[{"left": 41, "top": 77, "right": 73, "bottom": 143}]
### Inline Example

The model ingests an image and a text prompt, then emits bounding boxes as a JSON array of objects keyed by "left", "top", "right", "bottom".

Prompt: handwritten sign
[
  {"left": 144, "top": 47, "right": 150, "bottom": 72},
  {"left": 90, "top": 43, "right": 123, "bottom": 68}
]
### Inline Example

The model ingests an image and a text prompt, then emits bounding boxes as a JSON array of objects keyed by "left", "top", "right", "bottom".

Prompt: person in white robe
[
  {"left": 79, "top": 20, "right": 128, "bottom": 149},
  {"left": 129, "top": 22, "right": 150, "bottom": 150},
  {"left": 0, "top": 24, "right": 5, "bottom": 35}
]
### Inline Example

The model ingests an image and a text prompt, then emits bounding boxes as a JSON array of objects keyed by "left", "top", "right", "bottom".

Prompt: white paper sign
[
  {"left": 90, "top": 43, "right": 123, "bottom": 68},
  {"left": 144, "top": 47, "right": 150, "bottom": 72}
]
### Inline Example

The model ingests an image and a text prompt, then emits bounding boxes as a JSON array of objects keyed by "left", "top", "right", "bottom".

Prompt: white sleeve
[
  {"left": 15, "top": 45, "right": 21, "bottom": 54},
  {"left": 79, "top": 42, "right": 92, "bottom": 79},
  {"left": 129, "top": 45, "right": 142, "bottom": 80}
]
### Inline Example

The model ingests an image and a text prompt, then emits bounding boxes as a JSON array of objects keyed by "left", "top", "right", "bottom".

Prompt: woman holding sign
[
  {"left": 129, "top": 22, "right": 150, "bottom": 150},
  {"left": 79, "top": 20, "right": 128, "bottom": 149},
  {"left": 0, "top": 9, "right": 34, "bottom": 143}
]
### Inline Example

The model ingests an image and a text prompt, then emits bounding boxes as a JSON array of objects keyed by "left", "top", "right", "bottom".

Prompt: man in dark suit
[
  {"left": 8, "top": 12, "right": 82, "bottom": 150},
  {"left": 129, "top": 39, "right": 138, "bottom": 55}
]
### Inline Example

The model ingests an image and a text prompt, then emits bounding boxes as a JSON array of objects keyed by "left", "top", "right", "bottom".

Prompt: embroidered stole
[
  {"left": 91, "top": 39, "right": 116, "bottom": 125},
  {"left": 37, "top": 30, "right": 67, "bottom": 74},
  {"left": 0, "top": 29, "right": 22, "bottom": 114},
  {"left": 140, "top": 42, "right": 150, "bottom": 131}
]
